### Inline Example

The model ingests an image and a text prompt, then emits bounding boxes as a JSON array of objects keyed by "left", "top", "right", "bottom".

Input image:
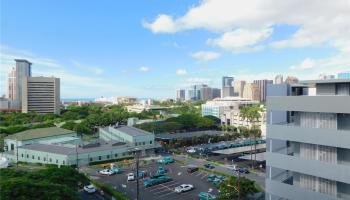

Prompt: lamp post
[{"left": 129, "top": 147, "right": 141, "bottom": 200}]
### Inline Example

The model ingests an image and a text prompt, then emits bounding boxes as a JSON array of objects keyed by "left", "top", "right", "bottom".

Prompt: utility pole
[
  {"left": 136, "top": 150, "right": 139, "bottom": 200},
  {"left": 16, "top": 140, "right": 18, "bottom": 168}
]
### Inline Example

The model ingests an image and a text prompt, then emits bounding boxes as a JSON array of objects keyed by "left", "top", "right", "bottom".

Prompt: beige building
[
  {"left": 233, "top": 80, "right": 246, "bottom": 97},
  {"left": 242, "top": 83, "right": 260, "bottom": 101},
  {"left": 22, "top": 76, "right": 60, "bottom": 114},
  {"left": 117, "top": 96, "right": 137, "bottom": 104}
]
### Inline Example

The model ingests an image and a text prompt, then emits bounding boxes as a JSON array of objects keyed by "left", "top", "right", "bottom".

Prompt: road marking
[
  {"left": 157, "top": 191, "right": 177, "bottom": 198},
  {"left": 195, "top": 172, "right": 203, "bottom": 176},
  {"left": 201, "top": 173, "right": 208, "bottom": 179}
]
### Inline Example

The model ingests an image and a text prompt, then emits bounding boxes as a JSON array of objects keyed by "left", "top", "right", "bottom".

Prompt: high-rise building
[
  {"left": 222, "top": 76, "right": 234, "bottom": 97},
  {"left": 22, "top": 77, "right": 60, "bottom": 114},
  {"left": 7, "top": 59, "right": 32, "bottom": 109},
  {"left": 188, "top": 84, "right": 207, "bottom": 100},
  {"left": 338, "top": 71, "right": 350, "bottom": 79},
  {"left": 266, "top": 79, "right": 350, "bottom": 200},
  {"left": 233, "top": 80, "right": 246, "bottom": 97},
  {"left": 254, "top": 79, "right": 273, "bottom": 102},
  {"left": 200, "top": 86, "right": 221, "bottom": 100},
  {"left": 212, "top": 88, "right": 221, "bottom": 99},
  {"left": 176, "top": 89, "right": 186, "bottom": 101},
  {"left": 242, "top": 83, "right": 260, "bottom": 101},
  {"left": 274, "top": 74, "right": 284, "bottom": 84},
  {"left": 285, "top": 76, "right": 299, "bottom": 84}
]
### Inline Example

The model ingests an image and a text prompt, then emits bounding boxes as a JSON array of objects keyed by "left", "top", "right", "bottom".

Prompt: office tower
[
  {"left": 233, "top": 80, "right": 246, "bottom": 97},
  {"left": 7, "top": 59, "right": 32, "bottom": 108},
  {"left": 200, "top": 86, "right": 213, "bottom": 101},
  {"left": 266, "top": 79, "right": 350, "bottom": 200},
  {"left": 242, "top": 83, "right": 260, "bottom": 101},
  {"left": 212, "top": 88, "right": 221, "bottom": 99},
  {"left": 188, "top": 84, "right": 206, "bottom": 100},
  {"left": 22, "top": 77, "right": 60, "bottom": 114},
  {"left": 285, "top": 76, "right": 299, "bottom": 84},
  {"left": 275, "top": 74, "right": 284, "bottom": 84},
  {"left": 176, "top": 89, "right": 185, "bottom": 101},
  {"left": 222, "top": 76, "right": 234, "bottom": 97},
  {"left": 338, "top": 72, "right": 350, "bottom": 79},
  {"left": 254, "top": 79, "right": 273, "bottom": 102}
]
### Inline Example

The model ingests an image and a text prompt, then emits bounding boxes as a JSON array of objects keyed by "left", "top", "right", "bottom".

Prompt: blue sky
[{"left": 1, "top": 0, "right": 349, "bottom": 98}]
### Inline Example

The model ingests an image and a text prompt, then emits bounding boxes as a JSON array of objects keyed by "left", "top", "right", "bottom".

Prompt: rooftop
[
  {"left": 114, "top": 126, "right": 152, "bottom": 137},
  {"left": 14, "top": 59, "right": 32, "bottom": 64},
  {"left": 300, "top": 78, "right": 350, "bottom": 84},
  {"left": 5, "top": 127, "right": 75, "bottom": 141}
]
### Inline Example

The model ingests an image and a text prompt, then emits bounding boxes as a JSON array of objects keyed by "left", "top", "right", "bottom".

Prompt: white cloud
[
  {"left": 191, "top": 51, "right": 220, "bottom": 61},
  {"left": 144, "top": 0, "right": 350, "bottom": 51},
  {"left": 290, "top": 58, "right": 316, "bottom": 70},
  {"left": 139, "top": 66, "right": 150, "bottom": 72},
  {"left": 176, "top": 69, "right": 187, "bottom": 75},
  {"left": 207, "top": 28, "right": 273, "bottom": 52},
  {"left": 142, "top": 14, "right": 178, "bottom": 33}
]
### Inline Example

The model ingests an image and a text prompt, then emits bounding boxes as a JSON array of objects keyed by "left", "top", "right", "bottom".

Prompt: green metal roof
[{"left": 5, "top": 127, "right": 75, "bottom": 141}]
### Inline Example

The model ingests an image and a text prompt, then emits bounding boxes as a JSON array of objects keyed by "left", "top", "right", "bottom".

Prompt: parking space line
[
  {"left": 157, "top": 191, "right": 177, "bottom": 198},
  {"left": 195, "top": 172, "right": 203, "bottom": 176}
]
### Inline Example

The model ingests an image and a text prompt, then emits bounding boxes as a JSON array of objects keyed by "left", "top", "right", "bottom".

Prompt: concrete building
[
  {"left": 338, "top": 72, "right": 350, "bottom": 79},
  {"left": 222, "top": 76, "right": 234, "bottom": 97},
  {"left": 212, "top": 88, "right": 221, "bottom": 99},
  {"left": 243, "top": 83, "right": 260, "bottom": 101},
  {"left": 275, "top": 75, "right": 284, "bottom": 84},
  {"left": 265, "top": 79, "right": 350, "bottom": 200},
  {"left": 233, "top": 80, "right": 246, "bottom": 97},
  {"left": 254, "top": 79, "right": 273, "bottom": 102},
  {"left": 22, "top": 76, "right": 60, "bottom": 114},
  {"left": 199, "top": 86, "right": 221, "bottom": 101},
  {"left": 285, "top": 76, "right": 299, "bottom": 84},
  {"left": 176, "top": 89, "right": 186, "bottom": 101},
  {"left": 3, "top": 126, "right": 159, "bottom": 166},
  {"left": 117, "top": 96, "right": 137, "bottom": 104}
]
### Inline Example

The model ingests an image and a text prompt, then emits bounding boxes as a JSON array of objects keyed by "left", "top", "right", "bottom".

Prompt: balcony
[
  {"left": 267, "top": 96, "right": 350, "bottom": 113},
  {"left": 266, "top": 152, "right": 350, "bottom": 184},
  {"left": 267, "top": 124, "right": 350, "bottom": 149}
]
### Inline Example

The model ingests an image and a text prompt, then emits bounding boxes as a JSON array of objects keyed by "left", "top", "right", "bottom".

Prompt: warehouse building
[{"left": 3, "top": 126, "right": 159, "bottom": 166}]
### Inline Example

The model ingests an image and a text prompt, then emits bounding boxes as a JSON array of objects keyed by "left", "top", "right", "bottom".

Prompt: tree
[{"left": 218, "top": 176, "right": 258, "bottom": 200}]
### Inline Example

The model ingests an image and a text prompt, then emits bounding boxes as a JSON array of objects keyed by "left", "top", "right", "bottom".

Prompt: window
[
  {"left": 32, "top": 155, "right": 34, "bottom": 159},
  {"left": 135, "top": 142, "right": 137, "bottom": 146},
  {"left": 99, "top": 156, "right": 102, "bottom": 160},
  {"left": 107, "top": 155, "right": 110, "bottom": 159},
  {"left": 150, "top": 141, "right": 153, "bottom": 144},
  {"left": 49, "top": 158, "right": 52, "bottom": 162},
  {"left": 27, "top": 154, "right": 29, "bottom": 158},
  {"left": 21, "top": 154, "right": 24, "bottom": 158},
  {"left": 11, "top": 144, "right": 14, "bottom": 151},
  {"left": 56, "top": 159, "right": 58, "bottom": 164},
  {"left": 38, "top": 156, "right": 40, "bottom": 160},
  {"left": 63, "top": 161, "right": 65, "bottom": 165},
  {"left": 115, "top": 154, "right": 118, "bottom": 158},
  {"left": 122, "top": 153, "right": 125, "bottom": 156},
  {"left": 139, "top": 142, "right": 142, "bottom": 146},
  {"left": 143, "top": 142, "right": 145, "bottom": 145},
  {"left": 44, "top": 157, "right": 46, "bottom": 161}
]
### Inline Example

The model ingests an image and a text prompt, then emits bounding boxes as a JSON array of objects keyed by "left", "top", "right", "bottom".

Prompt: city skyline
[{"left": 1, "top": 0, "right": 350, "bottom": 98}]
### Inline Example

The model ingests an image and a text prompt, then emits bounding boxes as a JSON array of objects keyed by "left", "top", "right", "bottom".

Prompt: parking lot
[{"left": 81, "top": 162, "right": 219, "bottom": 200}]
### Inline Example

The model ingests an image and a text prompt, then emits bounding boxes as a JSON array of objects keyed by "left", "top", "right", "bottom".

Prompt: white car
[
  {"left": 174, "top": 184, "right": 194, "bottom": 193},
  {"left": 186, "top": 148, "right": 196, "bottom": 153},
  {"left": 127, "top": 173, "right": 135, "bottom": 181},
  {"left": 83, "top": 184, "right": 96, "bottom": 194},
  {"left": 99, "top": 169, "right": 115, "bottom": 176}
]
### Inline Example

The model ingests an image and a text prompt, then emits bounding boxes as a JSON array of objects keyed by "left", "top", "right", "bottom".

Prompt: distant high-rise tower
[
  {"left": 254, "top": 79, "right": 273, "bottom": 102},
  {"left": 22, "top": 77, "right": 60, "bottom": 114},
  {"left": 176, "top": 89, "right": 185, "bottom": 101},
  {"left": 222, "top": 76, "right": 234, "bottom": 97},
  {"left": 275, "top": 74, "right": 284, "bottom": 84},
  {"left": 285, "top": 76, "right": 299, "bottom": 84},
  {"left": 233, "top": 80, "right": 246, "bottom": 97},
  {"left": 7, "top": 59, "right": 32, "bottom": 109},
  {"left": 243, "top": 83, "right": 260, "bottom": 101}
]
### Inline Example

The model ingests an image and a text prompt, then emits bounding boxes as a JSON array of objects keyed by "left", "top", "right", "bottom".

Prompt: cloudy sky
[{"left": 1, "top": 0, "right": 349, "bottom": 98}]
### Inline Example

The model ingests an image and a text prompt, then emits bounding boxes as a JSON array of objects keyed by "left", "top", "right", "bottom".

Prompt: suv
[
  {"left": 187, "top": 167, "right": 199, "bottom": 173},
  {"left": 83, "top": 184, "right": 96, "bottom": 194}
]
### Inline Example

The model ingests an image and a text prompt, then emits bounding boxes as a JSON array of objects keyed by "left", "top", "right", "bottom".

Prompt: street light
[{"left": 129, "top": 147, "right": 141, "bottom": 200}]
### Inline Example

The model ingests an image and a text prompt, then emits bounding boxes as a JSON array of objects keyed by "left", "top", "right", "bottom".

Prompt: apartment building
[
  {"left": 266, "top": 79, "right": 350, "bottom": 200},
  {"left": 22, "top": 76, "right": 60, "bottom": 114}
]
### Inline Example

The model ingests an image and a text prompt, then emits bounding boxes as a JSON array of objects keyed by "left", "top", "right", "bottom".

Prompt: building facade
[
  {"left": 176, "top": 89, "right": 186, "bottom": 101},
  {"left": 222, "top": 76, "right": 234, "bottom": 97},
  {"left": 266, "top": 79, "right": 350, "bottom": 200},
  {"left": 254, "top": 79, "right": 273, "bottom": 102},
  {"left": 233, "top": 80, "right": 246, "bottom": 97},
  {"left": 242, "top": 83, "right": 260, "bottom": 101},
  {"left": 22, "top": 76, "right": 60, "bottom": 114},
  {"left": 275, "top": 75, "right": 284, "bottom": 84}
]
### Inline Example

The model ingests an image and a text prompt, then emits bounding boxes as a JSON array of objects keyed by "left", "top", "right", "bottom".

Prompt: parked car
[
  {"left": 238, "top": 167, "right": 250, "bottom": 174},
  {"left": 143, "top": 176, "right": 172, "bottom": 187},
  {"left": 204, "top": 163, "right": 215, "bottom": 169},
  {"left": 83, "top": 184, "right": 96, "bottom": 194},
  {"left": 174, "top": 184, "right": 194, "bottom": 193},
  {"left": 157, "top": 156, "right": 174, "bottom": 164},
  {"left": 198, "top": 192, "right": 216, "bottom": 200},
  {"left": 187, "top": 166, "right": 199, "bottom": 173},
  {"left": 127, "top": 173, "right": 135, "bottom": 181},
  {"left": 99, "top": 169, "right": 116, "bottom": 176}
]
